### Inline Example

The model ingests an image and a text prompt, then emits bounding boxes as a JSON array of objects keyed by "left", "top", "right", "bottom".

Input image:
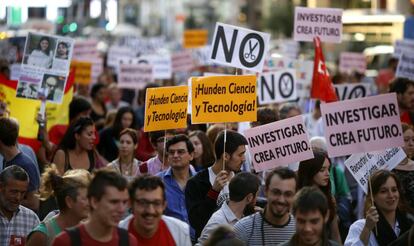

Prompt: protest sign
[
  {"left": 172, "top": 50, "right": 195, "bottom": 72},
  {"left": 72, "top": 39, "right": 99, "bottom": 59},
  {"left": 344, "top": 147, "right": 406, "bottom": 194},
  {"left": 258, "top": 69, "right": 297, "bottom": 105},
  {"left": 321, "top": 93, "right": 404, "bottom": 157},
  {"left": 18, "top": 32, "right": 74, "bottom": 104},
  {"left": 70, "top": 61, "right": 92, "bottom": 85},
  {"left": 10, "top": 64, "right": 21, "bottom": 81},
  {"left": 183, "top": 29, "right": 208, "bottom": 48},
  {"left": 118, "top": 63, "right": 153, "bottom": 89},
  {"left": 138, "top": 55, "right": 172, "bottom": 79},
  {"left": 117, "top": 36, "right": 165, "bottom": 56},
  {"left": 334, "top": 83, "right": 373, "bottom": 101},
  {"left": 191, "top": 75, "right": 257, "bottom": 123},
  {"left": 193, "top": 46, "right": 214, "bottom": 66},
  {"left": 107, "top": 45, "right": 135, "bottom": 69},
  {"left": 393, "top": 39, "right": 414, "bottom": 58},
  {"left": 210, "top": 22, "right": 270, "bottom": 73},
  {"left": 144, "top": 85, "right": 188, "bottom": 132},
  {"left": 294, "top": 7, "right": 343, "bottom": 43},
  {"left": 280, "top": 40, "right": 299, "bottom": 59},
  {"left": 396, "top": 52, "right": 414, "bottom": 81},
  {"left": 244, "top": 115, "right": 314, "bottom": 172},
  {"left": 339, "top": 52, "right": 366, "bottom": 74}
]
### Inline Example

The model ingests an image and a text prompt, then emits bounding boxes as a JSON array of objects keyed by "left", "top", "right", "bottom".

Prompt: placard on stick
[
  {"left": 70, "top": 61, "right": 92, "bottom": 85},
  {"left": 396, "top": 52, "right": 414, "bottom": 81},
  {"left": 144, "top": 85, "right": 188, "bottom": 132},
  {"left": 183, "top": 29, "right": 208, "bottom": 49},
  {"left": 191, "top": 75, "right": 257, "bottom": 124},
  {"left": 244, "top": 115, "right": 314, "bottom": 172},
  {"left": 321, "top": 93, "right": 404, "bottom": 157},
  {"left": 258, "top": 69, "right": 297, "bottom": 105}
]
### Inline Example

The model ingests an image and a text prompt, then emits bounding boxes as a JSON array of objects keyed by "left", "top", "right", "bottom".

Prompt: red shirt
[
  {"left": 128, "top": 217, "right": 175, "bottom": 246},
  {"left": 52, "top": 224, "right": 138, "bottom": 246},
  {"left": 401, "top": 111, "right": 413, "bottom": 125}
]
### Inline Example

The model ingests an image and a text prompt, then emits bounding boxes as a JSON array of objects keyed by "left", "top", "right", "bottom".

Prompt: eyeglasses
[
  {"left": 167, "top": 149, "right": 188, "bottom": 156},
  {"left": 135, "top": 199, "right": 164, "bottom": 209},
  {"left": 156, "top": 137, "right": 170, "bottom": 143}
]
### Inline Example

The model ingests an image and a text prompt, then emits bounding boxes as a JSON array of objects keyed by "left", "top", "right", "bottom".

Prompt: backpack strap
[
  {"left": 66, "top": 227, "right": 81, "bottom": 246},
  {"left": 117, "top": 227, "right": 129, "bottom": 246}
]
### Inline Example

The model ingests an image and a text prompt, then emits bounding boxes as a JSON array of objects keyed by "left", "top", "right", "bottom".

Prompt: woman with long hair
[
  {"left": 52, "top": 117, "right": 102, "bottom": 175},
  {"left": 26, "top": 165, "right": 91, "bottom": 246},
  {"left": 98, "top": 106, "right": 136, "bottom": 162},
  {"left": 345, "top": 170, "right": 412, "bottom": 246},
  {"left": 298, "top": 149, "right": 342, "bottom": 243},
  {"left": 189, "top": 130, "right": 215, "bottom": 171},
  {"left": 27, "top": 36, "right": 53, "bottom": 68},
  {"left": 107, "top": 128, "right": 142, "bottom": 182}
]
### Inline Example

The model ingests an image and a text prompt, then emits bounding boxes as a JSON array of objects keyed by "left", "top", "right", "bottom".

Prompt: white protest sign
[
  {"left": 344, "top": 147, "right": 406, "bottom": 194},
  {"left": 210, "top": 22, "right": 270, "bottom": 73},
  {"left": 280, "top": 40, "right": 300, "bottom": 59},
  {"left": 339, "top": 52, "right": 366, "bottom": 74},
  {"left": 244, "top": 115, "right": 314, "bottom": 172},
  {"left": 172, "top": 50, "right": 195, "bottom": 72},
  {"left": 107, "top": 45, "right": 135, "bottom": 69},
  {"left": 138, "top": 55, "right": 172, "bottom": 79},
  {"left": 72, "top": 39, "right": 99, "bottom": 59},
  {"left": 334, "top": 83, "right": 373, "bottom": 101},
  {"left": 193, "top": 46, "right": 214, "bottom": 66},
  {"left": 10, "top": 64, "right": 21, "bottom": 81},
  {"left": 396, "top": 52, "right": 414, "bottom": 81},
  {"left": 294, "top": 7, "right": 343, "bottom": 43},
  {"left": 118, "top": 63, "right": 153, "bottom": 89},
  {"left": 258, "top": 69, "right": 297, "bottom": 105},
  {"left": 321, "top": 93, "right": 404, "bottom": 157},
  {"left": 393, "top": 39, "right": 414, "bottom": 58}
]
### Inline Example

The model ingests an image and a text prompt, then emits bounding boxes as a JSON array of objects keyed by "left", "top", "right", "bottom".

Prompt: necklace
[{"left": 119, "top": 159, "right": 133, "bottom": 176}]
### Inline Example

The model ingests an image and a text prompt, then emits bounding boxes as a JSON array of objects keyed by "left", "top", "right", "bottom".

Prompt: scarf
[{"left": 373, "top": 209, "right": 411, "bottom": 246}]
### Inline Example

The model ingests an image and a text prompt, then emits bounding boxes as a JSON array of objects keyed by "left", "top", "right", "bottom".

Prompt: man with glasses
[
  {"left": 119, "top": 175, "right": 191, "bottom": 245},
  {"left": 157, "top": 134, "right": 197, "bottom": 239}
]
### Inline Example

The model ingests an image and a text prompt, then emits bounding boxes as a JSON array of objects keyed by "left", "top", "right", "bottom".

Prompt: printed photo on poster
[
  {"left": 40, "top": 74, "right": 66, "bottom": 103},
  {"left": 23, "top": 34, "right": 57, "bottom": 69},
  {"left": 16, "top": 81, "right": 39, "bottom": 99},
  {"left": 55, "top": 41, "right": 71, "bottom": 60}
]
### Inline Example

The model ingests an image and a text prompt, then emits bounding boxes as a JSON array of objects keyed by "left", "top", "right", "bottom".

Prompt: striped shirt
[
  {"left": 234, "top": 212, "right": 296, "bottom": 245},
  {"left": 0, "top": 205, "right": 40, "bottom": 246}
]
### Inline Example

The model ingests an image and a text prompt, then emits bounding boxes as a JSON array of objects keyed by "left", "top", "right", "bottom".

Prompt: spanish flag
[{"left": 0, "top": 69, "right": 74, "bottom": 152}]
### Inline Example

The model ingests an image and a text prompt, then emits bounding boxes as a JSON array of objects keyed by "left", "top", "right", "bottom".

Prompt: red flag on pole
[{"left": 310, "top": 37, "right": 337, "bottom": 102}]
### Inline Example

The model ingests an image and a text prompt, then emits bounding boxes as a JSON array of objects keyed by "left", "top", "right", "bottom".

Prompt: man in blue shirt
[{"left": 157, "top": 134, "right": 197, "bottom": 239}]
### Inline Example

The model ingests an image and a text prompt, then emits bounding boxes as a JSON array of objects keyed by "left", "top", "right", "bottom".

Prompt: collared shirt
[
  {"left": 0, "top": 205, "right": 40, "bottom": 246},
  {"left": 197, "top": 201, "right": 240, "bottom": 245},
  {"left": 147, "top": 155, "right": 164, "bottom": 175},
  {"left": 344, "top": 219, "right": 401, "bottom": 246}
]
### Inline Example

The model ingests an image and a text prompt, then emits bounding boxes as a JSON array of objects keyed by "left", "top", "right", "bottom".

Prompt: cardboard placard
[
  {"left": 393, "top": 39, "right": 414, "bottom": 58},
  {"left": 321, "top": 93, "right": 404, "bottom": 157},
  {"left": 183, "top": 29, "right": 209, "bottom": 48},
  {"left": 339, "top": 52, "right": 366, "bottom": 74},
  {"left": 258, "top": 69, "right": 297, "bottom": 105},
  {"left": 172, "top": 50, "right": 195, "bottom": 72},
  {"left": 334, "top": 83, "right": 373, "bottom": 101},
  {"left": 396, "top": 52, "right": 414, "bottom": 81},
  {"left": 191, "top": 75, "right": 257, "bottom": 123},
  {"left": 118, "top": 63, "right": 153, "bottom": 89},
  {"left": 70, "top": 61, "right": 92, "bottom": 85},
  {"left": 244, "top": 115, "right": 314, "bottom": 172}
]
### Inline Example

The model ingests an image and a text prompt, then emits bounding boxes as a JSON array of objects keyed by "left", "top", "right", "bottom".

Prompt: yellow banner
[
  {"left": 71, "top": 61, "right": 92, "bottom": 85},
  {"left": 183, "top": 29, "right": 208, "bottom": 49},
  {"left": 191, "top": 75, "right": 257, "bottom": 123},
  {"left": 144, "top": 85, "right": 189, "bottom": 132}
]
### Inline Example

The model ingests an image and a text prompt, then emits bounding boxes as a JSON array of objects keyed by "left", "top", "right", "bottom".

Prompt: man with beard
[
  {"left": 234, "top": 167, "right": 297, "bottom": 245},
  {"left": 185, "top": 130, "right": 248, "bottom": 240},
  {"left": 280, "top": 187, "right": 340, "bottom": 246},
  {"left": 0, "top": 165, "right": 39, "bottom": 246},
  {"left": 197, "top": 172, "right": 260, "bottom": 245},
  {"left": 119, "top": 175, "right": 191, "bottom": 245}
]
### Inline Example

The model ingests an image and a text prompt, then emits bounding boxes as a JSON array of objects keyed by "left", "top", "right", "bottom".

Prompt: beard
[{"left": 243, "top": 202, "right": 256, "bottom": 216}]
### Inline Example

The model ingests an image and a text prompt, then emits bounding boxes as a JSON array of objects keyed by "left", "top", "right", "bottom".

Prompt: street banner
[
  {"left": 144, "top": 85, "right": 188, "bottom": 132},
  {"left": 210, "top": 22, "right": 270, "bottom": 73},
  {"left": 339, "top": 52, "right": 366, "bottom": 74},
  {"left": 183, "top": 29, "right": 208, "bottom": 48},
  {"left": 172, "top": 50, "right": 195, "bottom": 72},
  {"left": 321, "top": 93, "right": 404, "bottom": 157},
  {"left": 294, "top": 6, "right": 343, "bottom": 43},
  {"left": 334, "top": 83, "right": 373, "bottom": 101},
  {"left": 191, "top": 75, "right": 257, "bottom": 123},
  {"left": 244, "top": 115, "right": 314, "bottom": 172},
  {"left": 396, "top": 52, "right": 414, "bottom": 81},
  {"left": 258, "top": 69, "right": 297, "bottom": 105},
  {"left": 118, "top": 63, "right": 153, "bottom": 89},
  {"left": 70, "top": 61, "right": 92, "bottom": 85},
  {"left": 344, "top": 147, "right": 406, "bottom": 194},
  {"left": 393, "top": 39, "right": 414, "bottom": 58},
  {"left": 19, "top": 32, "right": 74, "bottom": 104}
]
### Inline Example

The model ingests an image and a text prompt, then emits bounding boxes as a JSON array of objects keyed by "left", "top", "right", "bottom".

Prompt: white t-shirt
[{"left": 208, "top": 167, "right": 234, "bottom": 207}]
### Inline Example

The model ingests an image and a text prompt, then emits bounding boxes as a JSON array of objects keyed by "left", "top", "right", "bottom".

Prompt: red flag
[{"left": 311, "top": 37, "right": 337, "bottom": 102}]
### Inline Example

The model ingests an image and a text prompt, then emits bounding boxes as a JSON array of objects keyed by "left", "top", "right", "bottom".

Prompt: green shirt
[{"left": 27, "top": 217, "right": 62, "bottom": 246}]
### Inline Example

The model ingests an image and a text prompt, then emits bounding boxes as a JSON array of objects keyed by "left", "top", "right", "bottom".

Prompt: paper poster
[
  {"left": 172, "top": 50, "right": 195, "bottom": 72},
  {"left": 210, "top": 22, "right": 270, "bottom": 73},
  {"left": 191, "top": 75, "right": 257, "bottom": 123},
  {"left": 334, "top": 83, "right": 373, "bottom": 101},
  {"left": 183, "top": 29, "right": 208, "bottom": 48},
  {"left": 244, "top": 115, "right": 314, "bottom": 172},
  {"left": 258, "top": 69, "right": 297, "bottom": 105},
  {"left": 321, "top": 93, "right": 404, "bottom": 157},
  {"left": 393, "top": 39, "right": 414, "bottom": 58},
  {"left": 339, "top": 52, "right": 366, "bottom": 74},
  {"left": 144, "top": 85, "right": 188, "bottom": 132},
  {"left": 118, "top": 63, "right": 153, "bottom": 89},
  {"left": 70, "top": 61, "right": 92, "bottom": 85},
  {"left": 396, "top": 52, "right": 414, "bottom": 81},
  {"left": 345, "top": 147, "right": 406, "bottom": 193},
  {"left": 294, "top": 7, "right": 343, "bottom": 43},
  {"left": 18, "top": 32, "right": 74, "bottom": 104}
]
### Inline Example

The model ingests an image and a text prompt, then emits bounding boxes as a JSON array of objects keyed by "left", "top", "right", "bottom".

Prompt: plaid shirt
[{"left": 0, "top": 205, "right": 40, "bottom": 246}]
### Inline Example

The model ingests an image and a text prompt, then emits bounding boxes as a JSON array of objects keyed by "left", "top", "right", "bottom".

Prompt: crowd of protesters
[{"left": 1, "top": 55, "right": 414, "bottom": 246}]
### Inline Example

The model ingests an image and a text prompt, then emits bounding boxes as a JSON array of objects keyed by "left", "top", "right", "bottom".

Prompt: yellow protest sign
[
  {"left": 183, "top": 29, "right": 208, "bottom": 49},
  {"left": 191, "top": 75, "right": 257, "bottom": 123},
  {"left": 144, "top": 85, "right": 189, "bottom": 132},
  {"left": 71, "top": 61, "right": 92, "bottom": 85}
]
